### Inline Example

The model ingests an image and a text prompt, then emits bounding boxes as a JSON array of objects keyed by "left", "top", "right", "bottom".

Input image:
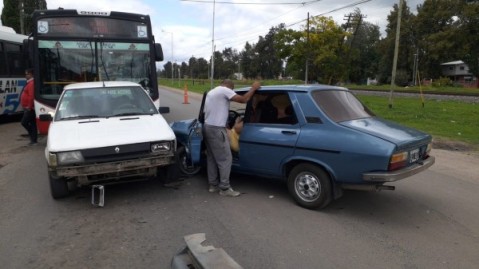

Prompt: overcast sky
[{"left": 1, "top": 0, "right": 423, "bottom": 66}]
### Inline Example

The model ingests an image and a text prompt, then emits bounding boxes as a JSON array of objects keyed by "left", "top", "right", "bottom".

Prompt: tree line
[
  {"left": 2, "top": 0, "right": 477, "bottom": 87},
  {"left": 160, "top": 0, "right": 478, "bottom": 87}
]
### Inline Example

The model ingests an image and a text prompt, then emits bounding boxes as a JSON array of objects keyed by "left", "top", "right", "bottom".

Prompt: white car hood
[{"left": 47, "top": 115, "right": 176, "bottom": 152}]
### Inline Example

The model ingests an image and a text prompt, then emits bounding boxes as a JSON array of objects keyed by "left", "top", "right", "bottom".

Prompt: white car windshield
[{"left": 55, "top": 86, "right": 158, "bottom": 121}]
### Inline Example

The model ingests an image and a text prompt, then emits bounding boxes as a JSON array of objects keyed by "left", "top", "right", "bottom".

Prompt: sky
[{"left": 1, "top": 0, "right": 423, "bottom": 67}]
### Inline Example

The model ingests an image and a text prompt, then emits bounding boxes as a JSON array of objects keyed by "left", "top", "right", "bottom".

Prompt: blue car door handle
[{"left": 281, "top": 130, "right": 297, "bottom": 135}]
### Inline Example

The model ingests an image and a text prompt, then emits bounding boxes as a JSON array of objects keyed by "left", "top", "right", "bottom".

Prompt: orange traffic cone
[{"left": 183, "top": 83, "right": 190, "bottom": 104}]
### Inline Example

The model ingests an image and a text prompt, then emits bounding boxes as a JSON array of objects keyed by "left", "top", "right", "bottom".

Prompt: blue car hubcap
[{"left": 296, "top": 173, "right": 321, "bottom": 202}]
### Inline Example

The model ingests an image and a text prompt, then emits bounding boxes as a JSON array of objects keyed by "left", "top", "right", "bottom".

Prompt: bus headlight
[
  {"left": 151, "top": 142, "right": 171, "bottom": 153},
  {"left": 57, "top": 151, "right": 84, "bottom": 165}
]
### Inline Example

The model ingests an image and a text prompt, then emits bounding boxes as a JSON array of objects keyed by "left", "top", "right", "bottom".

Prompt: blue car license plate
[{"left": 410, "top": 148, "right": 420, "bottom": 163}]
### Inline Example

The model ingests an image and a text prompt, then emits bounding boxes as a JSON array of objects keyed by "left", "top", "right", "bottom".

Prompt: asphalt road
[{"left": 1, "top": 86, "right": 478, "bottom": 268}]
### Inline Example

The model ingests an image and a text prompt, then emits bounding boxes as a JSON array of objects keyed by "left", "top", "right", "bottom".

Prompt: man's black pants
[{"left": 21, "top": 109, "right": 38, "bottom": 143}]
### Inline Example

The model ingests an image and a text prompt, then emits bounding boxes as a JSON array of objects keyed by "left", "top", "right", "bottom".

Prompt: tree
[
  {"left": 1, "top": 0, "right": 47, "bottom": 34},
  {"left": 377, "top": 1, "right": 415, "bottom": 85},
  {"left": 188, "top": 57, "right": 198, "bottom": 79},
  {"left": 240, "top": 42, "right": 259, "bottom": 79},
  {"left": 254, "top": 26, "right": 283, "bottom": 79},
  {"left": 218, "top": 47, "right": 239, "bottom": 79},
  {"left": 180, "top": 62, "right": 188, "bottom": 79},
  {"left": 413, "top": 0, "right": 462, "bottom": 80},
  {"left": 347, "top": 21, "right": 381, "bottom": 84},
  {"left": 275, "top": 17, "right": 349, "bottom": 84},
  {"left": 1, "top": 0, "right": 21, "bottom": 32},
  {"left": 275, "top": 25, "right": 304, "bottom": 79},
  {"left": 308, "top": 16, "right": 348, "bottom": 84},
  {"left": 196, "top": 57, "right": 209, "bottom": 79},
  {"left": 342, "top": 8, "right": 381, "bottom": 84},
  {"left": 23, "top": 0, "right": 47, "bottom": 34},
  {"left": 455, "top": 1, "right": 479, "bottom": 87},
  {"left": 163, "top": 61, "right": 173, "bottom": 79},
  {"left": 211, "top": 50, "right": 224, "bottom": 79}
]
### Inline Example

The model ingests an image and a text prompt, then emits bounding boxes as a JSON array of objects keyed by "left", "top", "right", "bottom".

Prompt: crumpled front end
[{"left": 48, "top": 141, "right": 175, "bottom": 186}]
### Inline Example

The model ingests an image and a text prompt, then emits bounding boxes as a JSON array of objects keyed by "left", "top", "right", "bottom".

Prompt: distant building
[
  {"left": 233, "top": 72, "right": 243, "bottom": 80},
  {"left": 367, "top": 78, "right": 377, "bottom": 86},
  {"left": 440, "top": 60, "right": 477, "bottom": 88}
]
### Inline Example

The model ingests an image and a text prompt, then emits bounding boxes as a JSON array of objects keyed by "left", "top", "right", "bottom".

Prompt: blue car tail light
[
  {"left": 389, "top": 142, "right": 433, "bottom": 171},
  {"left": 388, "top": 151, "right": 408, "bottom": 171}
]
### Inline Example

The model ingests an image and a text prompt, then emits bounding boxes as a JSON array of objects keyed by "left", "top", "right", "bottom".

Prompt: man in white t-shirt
[{"left": 203, "top": 79, "right": 261, "bottom": 197}]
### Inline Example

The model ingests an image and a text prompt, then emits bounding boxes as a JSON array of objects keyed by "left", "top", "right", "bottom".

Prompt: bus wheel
[{"left": 49, "top": 172, "right": 69, "bottom": 199}]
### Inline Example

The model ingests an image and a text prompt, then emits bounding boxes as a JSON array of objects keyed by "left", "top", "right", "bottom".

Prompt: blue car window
[
  {"left": 245, "top": 92, "right": 297, "bottom": 125},
  {"left": 312, "top": 90, "right": 375, "bottom": 122}
]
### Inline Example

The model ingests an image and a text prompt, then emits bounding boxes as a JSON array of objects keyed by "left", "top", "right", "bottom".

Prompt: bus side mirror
[
  {"left": 39, "top": 114, "right": 53, "bottom": 122},
  {"left": 154, "top": 43, "right": 164, "bottom": 62}
]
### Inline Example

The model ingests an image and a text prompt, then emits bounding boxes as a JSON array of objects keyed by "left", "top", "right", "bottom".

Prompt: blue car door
[{"left": 235, "top": 92, "right": 300, "bottom": 178}]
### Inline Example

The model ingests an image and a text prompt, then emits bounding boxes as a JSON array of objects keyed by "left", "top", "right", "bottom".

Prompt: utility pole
[
  {"left": 388, "top": 0, "right": 403, "bottom": 109},
  {"left": 178, "top": 65, "right": 181, "bottom": 87},
  {"left": 162, "top": 30, "right": 174, "bottom": 83},
  {"left": 19, "top": 0, "right": 25, "bottom": 34},
  {"left": 190, "top": 56, "right": 193, "bottom": 80},
  {"left": 343, "top": 13, "right": 365, "bottom": 83},
  {"left": 305, "top": 12, "right": 309, "bottom": 85},
  {"left": 210, "top": 0, "right": 216, "bottom": 90},
  {"left": 412, "top": 50, "right": 418, "bottom": 86}
]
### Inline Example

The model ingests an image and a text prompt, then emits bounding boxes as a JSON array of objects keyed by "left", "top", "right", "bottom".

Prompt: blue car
[{"left": 170, "top": 85, "right": 435, "bottom": 209}]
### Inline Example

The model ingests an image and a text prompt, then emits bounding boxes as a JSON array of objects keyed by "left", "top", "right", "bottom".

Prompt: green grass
[
  {"left": 160, "top": 78, "right": 303, "bottom": 94},
  {"left": 347, "top": 84, "right": 479, "bottom": 96},
  {"left": 161, "top": 78, "right": 479, "bottom": 96},
  {"left": 357, "top": 95, "right": 479, "bottom": 148},
  {"left": 159, "top": 79, "right": 479, "bottom": 149}
]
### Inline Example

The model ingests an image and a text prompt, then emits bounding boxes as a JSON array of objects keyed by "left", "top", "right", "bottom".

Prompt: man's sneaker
[
  {"left": 208, "top": 185, "right": 220, "bottom": 193},
  {"left": 219, "top": 188, "right": 240, "bottom": 197}
]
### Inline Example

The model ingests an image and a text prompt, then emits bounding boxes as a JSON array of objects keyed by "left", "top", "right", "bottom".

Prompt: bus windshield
[{"left": 38, "top": 40, "right": 152, "bottom": 100}]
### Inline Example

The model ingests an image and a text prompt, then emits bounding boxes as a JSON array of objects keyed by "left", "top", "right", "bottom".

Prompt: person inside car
[
  {"left": 227, "top": 116, "right": 243, "bottom": 152},
  {"left": 271, "top": 94, "right": 295, "bottom": 124}
]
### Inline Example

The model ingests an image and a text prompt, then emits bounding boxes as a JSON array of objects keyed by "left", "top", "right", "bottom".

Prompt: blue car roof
[{"left": 234, "top": 84, "right": 348, "bottom": 94}]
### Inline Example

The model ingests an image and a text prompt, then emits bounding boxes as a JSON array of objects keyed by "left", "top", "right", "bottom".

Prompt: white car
[{"left": 41, "top": 81, "right": 177, "bottom": 199}]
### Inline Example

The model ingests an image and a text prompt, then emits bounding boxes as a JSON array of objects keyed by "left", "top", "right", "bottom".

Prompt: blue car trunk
[{"left": 340, "top": 117, "right": 431, "bottom": 150}]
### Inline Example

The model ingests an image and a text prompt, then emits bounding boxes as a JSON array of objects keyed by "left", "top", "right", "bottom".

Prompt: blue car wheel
[
  {"left": 176, "top": 146, "right": 202, "bottom": 176},
  {"left": 288, "top": 163, "right": 332, "bottom": 209}
]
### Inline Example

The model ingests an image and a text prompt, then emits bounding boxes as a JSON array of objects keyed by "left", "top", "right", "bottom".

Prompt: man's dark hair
[
  {"left": 221, "top": 79, "right": 234, "bottom": 89},
  {"left": 26, "top": 68, "right": 34, "bottom": 75}
]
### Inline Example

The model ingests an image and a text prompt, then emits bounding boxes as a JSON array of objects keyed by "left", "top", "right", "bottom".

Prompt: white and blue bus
[{"left": 0, "top": 25, "right": 28, "bottom": 117}]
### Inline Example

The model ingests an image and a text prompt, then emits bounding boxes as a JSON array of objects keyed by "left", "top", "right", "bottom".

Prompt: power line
[
  {"left": 285, "top": 0, "right": 371, "bottom": 28},
  {"left": 175, "top": 0, "right": 322, "bottom": 63},
  {"left": 215, "top": 0, "right": 319, "bottom": 42},
  {"left": 181, "top": 0, "right": 321, "bottom": 5},
  {"left": 170, "top": 0, "right": 372, "bottom": 63}
]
